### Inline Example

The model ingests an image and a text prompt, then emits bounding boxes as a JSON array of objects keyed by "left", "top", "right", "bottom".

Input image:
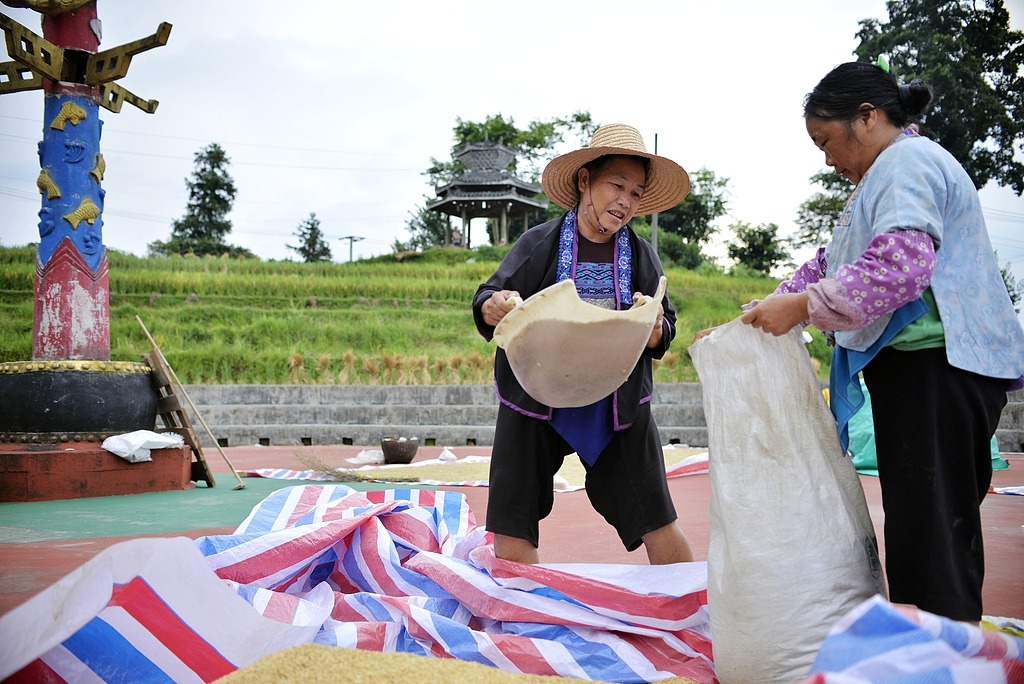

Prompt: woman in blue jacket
[{"left": 741, "top": 61, "right": 1024, "bottom": 622}]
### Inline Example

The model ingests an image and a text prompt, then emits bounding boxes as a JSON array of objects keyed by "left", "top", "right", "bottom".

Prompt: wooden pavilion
[{"left": 427, "top": 141, "right": 548, "bottom": 247}]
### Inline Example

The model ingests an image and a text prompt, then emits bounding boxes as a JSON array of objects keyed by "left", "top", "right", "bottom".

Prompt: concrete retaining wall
[{"left": 180, "top": 384, "right": 1024, "bottom": 453}]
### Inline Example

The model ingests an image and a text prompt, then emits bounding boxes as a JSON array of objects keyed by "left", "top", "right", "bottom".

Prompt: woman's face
[
  {"left": 576, "top": 156, "right": 647, "bottom": 241},
  {"left": 806, "top": 114, "right": 878, "bottom": 185}
]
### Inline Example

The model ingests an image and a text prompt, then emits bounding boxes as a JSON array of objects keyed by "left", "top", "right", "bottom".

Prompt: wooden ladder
[{"left": 144, "top": 351, "right": 217, "bottom": 488}]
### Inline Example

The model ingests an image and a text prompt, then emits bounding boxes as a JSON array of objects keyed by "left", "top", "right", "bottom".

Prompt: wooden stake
[{"left": 136, "top": 315, "right": 246, "bottom": 490}]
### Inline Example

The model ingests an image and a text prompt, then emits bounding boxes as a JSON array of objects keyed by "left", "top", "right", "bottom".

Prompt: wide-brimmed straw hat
[{"left": 541, "top": 123, "right": 690, "bottom": 215}]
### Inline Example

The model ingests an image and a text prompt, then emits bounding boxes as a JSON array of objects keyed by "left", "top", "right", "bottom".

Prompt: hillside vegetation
[{"left": 0, "top": 245, "right": 831, "bottom": 384}]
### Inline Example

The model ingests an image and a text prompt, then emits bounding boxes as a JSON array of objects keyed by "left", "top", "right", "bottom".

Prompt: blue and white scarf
[
  {"left": 550, "top": 208, "right": 634, "bottom": 465},
  {"left": 555, "top": 208, "right": 633, "bottom": 307}
]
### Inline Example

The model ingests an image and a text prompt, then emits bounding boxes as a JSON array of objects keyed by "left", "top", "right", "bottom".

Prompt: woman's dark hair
[
  {"left": 575, "top": 154, "right": 651, "bottom": 198},
  {"left": 803, "top": 61, "right": 935, "bottom": 128}
]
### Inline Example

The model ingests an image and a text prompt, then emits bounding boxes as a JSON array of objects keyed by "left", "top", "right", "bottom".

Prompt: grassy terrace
[{"left": 0, "top": 245, "right": 830, "bottom": 384}]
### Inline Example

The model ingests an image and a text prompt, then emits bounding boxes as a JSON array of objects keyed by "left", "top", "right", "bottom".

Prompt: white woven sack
[{"left": 689, "top": 320, "right": 884, "bottom": 684}]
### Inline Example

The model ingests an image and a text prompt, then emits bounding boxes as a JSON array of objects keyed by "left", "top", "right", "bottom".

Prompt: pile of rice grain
[{"left": 214, "top": 644, "right": 701, "bottom": 683}]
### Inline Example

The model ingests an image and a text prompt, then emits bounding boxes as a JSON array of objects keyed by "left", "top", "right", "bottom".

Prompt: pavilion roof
[{"left": 428, "top": 140, "right": 548, "bottom": 218}]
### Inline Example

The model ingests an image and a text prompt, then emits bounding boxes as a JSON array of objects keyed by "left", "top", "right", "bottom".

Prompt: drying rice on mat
[{"left": 215, "top": 644, "right": 701, "bottom": 684}]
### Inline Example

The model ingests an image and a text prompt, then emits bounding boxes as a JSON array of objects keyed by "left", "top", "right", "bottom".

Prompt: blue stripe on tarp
[
  {"left": 501, "top": 620, "right": 645, "bottom": 681},
  {"left": 809, "top": 600, "right": 956, "bottom": 673},
  {"left": 64, "top": 616, "right": 176, "bottom": 684},
  {"left": 437, "top": 490, "right": 471, "bottom": 540}
]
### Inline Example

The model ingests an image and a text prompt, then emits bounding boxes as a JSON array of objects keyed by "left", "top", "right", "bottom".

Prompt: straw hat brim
[{"left": 541, "top": 146, "right": 690, "bottom": 215}]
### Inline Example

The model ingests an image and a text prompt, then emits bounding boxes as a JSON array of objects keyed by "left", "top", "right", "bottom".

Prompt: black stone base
[{"left": 0, "top": 362, "right": 157, "bottom": 438}]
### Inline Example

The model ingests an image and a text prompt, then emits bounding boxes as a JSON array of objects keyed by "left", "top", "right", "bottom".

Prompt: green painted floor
[
  {"left": 2, "top": 446, "right": 1021, "bottom": 621},
  {"left": 0, "top": 478, "right": 415, "bottom": 543}
]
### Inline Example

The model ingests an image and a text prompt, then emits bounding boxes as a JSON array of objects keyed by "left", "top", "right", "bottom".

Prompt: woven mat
[{"left": 259, "top": 446, "right": 708, "bottom": 490}]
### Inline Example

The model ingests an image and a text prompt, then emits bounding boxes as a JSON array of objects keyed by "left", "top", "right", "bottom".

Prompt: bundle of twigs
[{"left": 293, "top": 450, "right": 419, "bottom": 483}]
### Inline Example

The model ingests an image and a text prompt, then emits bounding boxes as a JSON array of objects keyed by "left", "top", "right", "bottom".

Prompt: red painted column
[{"left": 31, "top": 1, "right": 110, "bottom": 361}]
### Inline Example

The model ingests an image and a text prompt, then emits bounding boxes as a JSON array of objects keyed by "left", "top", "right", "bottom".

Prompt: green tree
[
  {"left": 404, "top": 199, "right": 451, "bottom": 250},
  {"left": 855, "top": 0, "right": 1024, "bottom": 193},
  {"left": 287, "top": 212, "right": 332, "bottom": 262},
  {"left": 426, "top": 112, "right": 595, "bottom": 186},
  {"left": 417, "top": 112, "right": 594, "bottom": 249},
  {"left": 726, "top": 222, "right": 791, "bottom": 275},
  {"left": 150, "top": 143, "right": 241, "bottom": 257},
  {"left": 998, "top": 254, "right": 1024, "bottom": 314},
  {"left": 652, "top": 230, "right": 704, "bottom": 270},
  {"left": 794, "top": 171, "right": 852, "bottom": 248},
  {"left": 653, "top": 168, "right": 729, "bottom": 267}
]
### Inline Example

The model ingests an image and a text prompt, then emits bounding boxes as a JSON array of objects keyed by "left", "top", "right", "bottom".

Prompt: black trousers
[
  {"left": 862, "top": 346, "right": 1008, "bottom": 621},
  {"left": 486, "top": 401, "right": 677, "bottom": 552}
]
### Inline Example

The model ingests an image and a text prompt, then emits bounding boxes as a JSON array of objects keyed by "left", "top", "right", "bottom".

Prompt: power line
[
  {"left": 0, "top": 183, "right": 407, "bottom": 221},
  {"left": 984, "top": 209, "right": 1024, "bottom": 223},
  {"left": 337, "top": 235, "right": 364, "bottom": 263},
  {"left": 1, "top": 137, "right": 424, "bottom": 173},
  {"left": 0, "top": 114, "right": 433, "bottom": 160}
]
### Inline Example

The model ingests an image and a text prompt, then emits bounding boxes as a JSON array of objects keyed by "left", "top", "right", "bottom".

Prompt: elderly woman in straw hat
[{"left": 472, "top": 123, "right": 694, "bottom": 565}]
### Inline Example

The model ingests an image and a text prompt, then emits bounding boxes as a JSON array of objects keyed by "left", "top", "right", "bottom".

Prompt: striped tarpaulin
[
  {"left": 803, "top": 595, "right": 1024, "bottom": 683},
  {"left": 0, "top": 485, "right": 715, "bottom": 683},
  {"left": 3, "top": 484, "right": 1022, "bottom": 683},
  {"left": 0, "top": 535, "right": 327, "bottom": 683},
  {"left": 196, "top": 485, "right": 718, "bottom": 682}
]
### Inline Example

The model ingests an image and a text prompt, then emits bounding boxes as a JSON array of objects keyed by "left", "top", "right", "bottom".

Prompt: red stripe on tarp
[
  {"left": 483, "top": 556, "right": 708, "bottom": 626},
  {"left": 216, "top": 514, "right": 381, "bottom": 584},
  {"left": 351, "top": 621, "right": 390, "bottom": 651},
  {"left": 491, "top": 634, "right": 560, "bottom": 677},
  {"left": 287, "top": 486, "right": 329, "bottom": 527},
  {"left": 261, "top": 590, "right": 299, "bottom": 624},
  {"left": 355, "top": 520, "right": 406, "bottom": 597},
  {"left": 4, "top": 657, "right": 66, "bottom": 684},
  {"left": 377, "top": 597, "right": 453, "bottom": 660},
  {"left": 331, "top": 596, "right": 375, "bottom": 623},
  {"left": 328, "top": 565, "right": 363, "bottom": 595},
  {"left": 667, "top": 462, "right": 709, "bottom": 477},
  {"left": 974, "top": 632, "right": 1010, "bottom": 659},
  {"left": 407, "top": 553, "right": 560, "bottom": 624},
  {"left": 366, "top": 490, "right": 440, "bottom": 507},
  {"left": 1003, "top": 661, "right": 1024, "bottom": 681},
  {"left": 379, "top": 513, "right": 440, "bottom": 554},
  {"left": 109, "top": 578, "right": 236, "bottom": 681},
  {"left": 673, "top": 619, "right": 714, "bottom": 660},
  {"left": 619, "top": 629, "right": 717, "bottom": 679}
]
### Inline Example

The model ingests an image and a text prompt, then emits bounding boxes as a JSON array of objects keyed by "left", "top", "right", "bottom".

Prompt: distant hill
[{"left": 0, "top": 245, "right": 830, "bottom": 384}]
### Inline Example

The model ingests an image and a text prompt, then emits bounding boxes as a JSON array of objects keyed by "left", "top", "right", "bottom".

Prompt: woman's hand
[
  {"left": 740, "top": 292, "right": 810, "bottom": 336},
  {"left": 693, "top": 327, "right": 717, "bottom": 343},
  {"left": 481, "top": 290, "right": 521, "bottom": 327},
  {"left": 634, "top": 291, "right": 665, "bottom": 348}
]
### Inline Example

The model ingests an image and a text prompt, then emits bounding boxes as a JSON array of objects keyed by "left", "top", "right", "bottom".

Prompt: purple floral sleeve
[
  {"left": 773, "top": 247, "right": 828, "bottom": 295},
  {"left": 806, "top": 230, "right": 937, "bottom": 332}
]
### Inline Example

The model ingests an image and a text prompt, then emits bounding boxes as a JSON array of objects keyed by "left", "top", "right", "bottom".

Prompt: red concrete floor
[{"left": 1, "top": 445, "right": 1021, "bottom": 619}]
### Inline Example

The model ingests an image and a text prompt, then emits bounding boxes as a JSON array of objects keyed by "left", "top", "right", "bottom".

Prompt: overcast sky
[{"left": 1, "top": 0, "right": 1022, "bottom": 290}]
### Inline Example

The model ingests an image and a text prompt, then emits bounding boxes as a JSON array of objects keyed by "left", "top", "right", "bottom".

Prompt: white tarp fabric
[
  {"left": 689, "top": 320, "right": 885, "bottom": 684},
  {"left": 101, "top": 429, "right": 185, "bottom": 463}
]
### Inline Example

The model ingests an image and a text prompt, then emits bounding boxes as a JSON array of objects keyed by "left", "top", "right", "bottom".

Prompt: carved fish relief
[
  {"left": 90, "top": 153, "right": 105, "bottom": 182},
  {"left": 50, "top": 101, "right": 87, "bottom": 130},
  {"left": 62, "top": 197, "right": 100, "bottom": 229},
  {"left": 36, "top": 168, "right": 61, "bottom": 199}
]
